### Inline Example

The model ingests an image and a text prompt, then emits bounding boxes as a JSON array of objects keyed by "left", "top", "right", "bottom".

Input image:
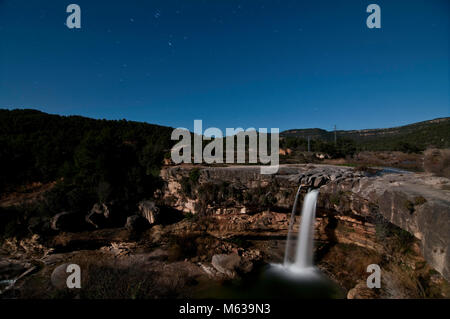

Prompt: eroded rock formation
[{"left": 159, "top": 164, "right": 450, "bottom": 281}]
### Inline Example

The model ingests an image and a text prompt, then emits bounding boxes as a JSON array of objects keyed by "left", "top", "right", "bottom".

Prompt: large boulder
[
  {"left": 125, "top": 214, "right": 149, "bottom": 232},
  {"left": 85, "top": 203, "right": 110, "bottom": 229},
  {"left": 138, "top": 200, "right": 160, "bottom": 225},
  {"left": 211, "top": 254, "right": 241, "bottom": 278},
  {"left": 347, "top": 282, "right": 378, "bottom": 299},
  {"left": 51, "top": 263, "right": 71, "bottom": 290},
  {"left": 51, "top": 212, "right": 85, "bottom": 232}
]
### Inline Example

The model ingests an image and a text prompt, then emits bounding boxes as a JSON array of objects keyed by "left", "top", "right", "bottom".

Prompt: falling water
[
  {"left": 294, "top": 190, "right": 319, "bottom": 269},
  {"left": 283, "top": 189, "right": 319, "bottom": 270},
  {"left": 283, "top": 185, "right": 302, "bottom": 265},
  {"left": 259, "top": 188, "right": 342, "bottom": 297}
]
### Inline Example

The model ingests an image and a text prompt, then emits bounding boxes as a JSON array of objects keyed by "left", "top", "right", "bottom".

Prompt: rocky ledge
[
  {"left": 159, "top": 164, "right": 450, "bottom": 281},
  {"left": 1, "top": 164, "right": 449, "bottom": 299}
]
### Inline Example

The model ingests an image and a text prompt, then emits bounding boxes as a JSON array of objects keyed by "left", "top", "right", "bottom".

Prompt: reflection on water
[{"left": 194, "top": 264, "right": 344, "bottom": 299}]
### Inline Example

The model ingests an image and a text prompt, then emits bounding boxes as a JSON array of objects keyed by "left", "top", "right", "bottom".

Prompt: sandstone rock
[
  {"left": 211, "top": 254, "right": 241, "bottom": 278},
  {"left": 100, "top": 242, "right": 136, "bottom": 257},
  {"left": 51, "top": 211, "right": 84, "bottom": 232},
  {"left": 125, "top": 214, "right": 149, "bottom": 232},
  {"left": 198, "top": 262, "right": 221, "bottom": 278},
  {"left": 149, "top": 225, "right": 164, "bottom": 243},
  {"left": 51, "top": 263, "right": 71, "bottom": 290},
  {"left": 330, "top": 174, "right": 340, "bottom": 181},
  {"left": 314, "top": 176, "right": 328, "bottom": 188},
  {"left": 85, "top": 203, "right": 110, "bottom": 229},
  {"left": 0, "top": 259, "right": 32, "bottom": 280},
  {"left": 147, "top": 248, "right": 169, "bottom": 261},
  {"left": 347, "top": 281, "right": 378, "bottom": 299},
  {"left": 138, "top": 200, "right": 160, "bottom": 225},
  {"left": 160, "top": 164, "right": 450, "bottom": 281}
]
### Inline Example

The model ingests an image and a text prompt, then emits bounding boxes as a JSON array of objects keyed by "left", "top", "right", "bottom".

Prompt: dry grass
[
  {"left": 0, "top": 181, "right": 57, "bottom": 208},
  {"left": 424, "top": 148, "right": 450, "bottom": 178},
  {"left": 319, "top": 243, "right": 383, "bottom": 290},
  {"left": 322, "top": 151, "right": 425, "bottom": 171}
]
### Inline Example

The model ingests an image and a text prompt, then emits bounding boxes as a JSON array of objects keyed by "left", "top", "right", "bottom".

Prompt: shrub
[
  {"left": 330, "top": 191, "right": 344, "bottom": 206},
  {"left": 404, "top": 200, "right": 415, "bottom": 214},
  {"left": 424, "top": 148, "right": 450, "bottom": 178},
  {"left": 189, "top": 168, "right": 201, "bottom": 184},
  {"left": 414, "top": 196, "right": 427, "bottom": 206},
  {"left": 396, "top": 141, "right": 422, "bottom": 154}
]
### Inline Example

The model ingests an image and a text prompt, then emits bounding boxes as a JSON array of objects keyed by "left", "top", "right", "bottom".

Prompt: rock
[
  {"left": 138, "top": 200, "right": 160, "bottom": 225},
  {"left": 100, "top": 242, "right": 136, "bottom": 257},
  {"left": 51, "top": 211, "right": 85, "bottom": 232},
  {"left": 51, "top": 263, "right": 71, "bottom": 290},
  {"left": 149, "top": 224, "right": 164, "bottom": 243},
  {"left": 160, "top": 164, "right": 450, "bottom": 281},
  {"left": 314, "top": 176, "right": 328, "bottom": 188},
  {"left": 27, "top": 217, "right": 51, "bottom": 235},
  {"left": 330, "top": 174, "right": 340, "bottom": 181},
  {"left": 347, "top": 281, "right": 378, "bottom": 299},
  {"left": 147, "top": 248, "right": 169, "bottom": 261},
  {"left": 0, "top": 259, "right": 32, "bottom": 280},
  {"left": 211, "top": 254, "right": 241, "bottom": 278},
  {"left": 85, "top": 203, "right": 110, "bottom": 229},
  {"left": 238, "top": 260, "right": 254, "bottom": 273},
  {"left": 307, "top": 175, "right": 316, "bottom": 185},
  {"left": 198, "top": 263, "right": 221, "bottom": 278},
  {"left": 125, "top": 214, "right": 149, "bottom": 232},
  {"left": 1, "top": 234, "right": 53, "bottom": 258}
]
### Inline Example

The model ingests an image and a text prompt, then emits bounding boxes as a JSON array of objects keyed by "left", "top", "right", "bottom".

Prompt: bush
[
  {"left": 424, "top": 148, "right": 450, "bottom": 178},
  {"left": 189, "top": 168, "right": 201, "bottom": 184},
  {"left": 414, "top": 196, "right": 427, "bottom": 206},
  {"left": 396, "top": 141, "right": 422, "bottom": 154},
  {"left": 404, "top": 200, "right": 415, "bottom": 214}
]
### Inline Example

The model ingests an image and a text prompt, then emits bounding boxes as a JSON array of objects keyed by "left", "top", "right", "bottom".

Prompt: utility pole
[
  {"left": 307, "top": 136, "right": 311, "bottom": 152},
  {"left": 334, "top": 125, "right": 337, "bottom": 145}
]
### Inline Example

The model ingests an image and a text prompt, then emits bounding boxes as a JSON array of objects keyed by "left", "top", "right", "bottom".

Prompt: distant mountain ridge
[{"left": 281, "top": 117, "right": 450, "bottom": 150}]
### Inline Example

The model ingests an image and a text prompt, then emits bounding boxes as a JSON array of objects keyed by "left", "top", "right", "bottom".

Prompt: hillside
[
  {"left": 0, "top": 109, "right": 174, "bottom": 218},
  {"left": 281, "top": 117, "right": 450, "bottom": 151}
]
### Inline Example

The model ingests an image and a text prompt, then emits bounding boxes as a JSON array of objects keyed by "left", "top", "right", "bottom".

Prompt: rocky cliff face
[
  {"left": 159, "top": 164, "right": 450, "bottom": 282},
  {"left": 2, "top": 164, "right": 448, "bottom": 299}
]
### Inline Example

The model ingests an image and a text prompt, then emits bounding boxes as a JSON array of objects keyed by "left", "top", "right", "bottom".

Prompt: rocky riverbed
[{"left": 1, "top": 164, "right": 449, "bottom": 298}]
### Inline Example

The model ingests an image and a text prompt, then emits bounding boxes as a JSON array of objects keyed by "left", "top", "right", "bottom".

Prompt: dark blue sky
[{"left": 0, "top": 0, "right": 448, "bottom": 131}]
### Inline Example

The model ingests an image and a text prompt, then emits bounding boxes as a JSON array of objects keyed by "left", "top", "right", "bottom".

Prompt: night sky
[{"left": 0, "top": 0, "right": 448, "bottom": 131}]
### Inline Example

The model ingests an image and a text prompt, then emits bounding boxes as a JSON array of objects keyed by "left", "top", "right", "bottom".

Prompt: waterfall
[
  {"left": 283, "top": 185, "right": 302, "bottom": 265},
  {"left": 294, "top": 189, "right": 319, "bottom": 269},
  {"left": 283, "top": 189, "right": 319, "bottom": 270}
]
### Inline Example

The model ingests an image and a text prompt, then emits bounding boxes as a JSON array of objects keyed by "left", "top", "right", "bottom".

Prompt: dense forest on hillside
[
  {"left": 0, "top": 109, "right": 173, "bottom": 228},
  {"left": 280, "top": 118, "right": 450, "bottom": 154}
]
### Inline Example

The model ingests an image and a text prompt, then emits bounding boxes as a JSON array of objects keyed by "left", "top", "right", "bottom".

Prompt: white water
[
  {"left": 283, "top": 189, "right": 319, "bottom": 270},
  {"left": 294, "top": 190, "right": 319, "bottom": 268},
  {"left": 283, "top": 185, "right": 302, "bottom": 265}
]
